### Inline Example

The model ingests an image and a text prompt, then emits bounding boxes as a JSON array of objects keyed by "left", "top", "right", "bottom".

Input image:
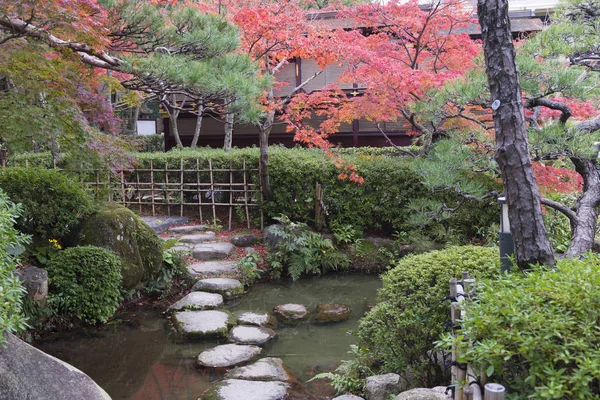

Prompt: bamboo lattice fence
[{"left": 10, "top": 158, "right": 263, "bottom": 230}]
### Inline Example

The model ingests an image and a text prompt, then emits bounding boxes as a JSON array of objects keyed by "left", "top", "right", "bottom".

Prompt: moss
[{"left": 68, "top": 206, "right": 162, "bottom": 289}]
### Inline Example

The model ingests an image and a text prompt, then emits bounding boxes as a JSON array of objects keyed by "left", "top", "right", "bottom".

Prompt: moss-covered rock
[{"left": 68, "top": 206, "right": 163, "bottom": 289}]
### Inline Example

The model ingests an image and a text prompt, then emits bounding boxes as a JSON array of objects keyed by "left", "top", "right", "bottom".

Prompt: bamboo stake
[
  {"left": 120, "top": 170, "right": 126, "bottom": 207},
  {"left": 196, "top": 158, "right": 203, "bottom": 224},
  {"left": 165, "top": 159, "right": 170, "bottom": 217},
  {"left": 150, "top": 160, "right": 155, "bottom": 216},
  {"left": 208, "top": 159, "right": 216, "bottom": 225},
  {"left": 228, "top": 160, "right": 233, "bottom": 231},
  {"left": 136, "top": 168, "right": 142, "bottom": 213},
  {"left": 180, "top": 158, "right": 184, "bottom": 217},
  {"left": 243, "top": 159, "right": 250, "bottom": 230}
]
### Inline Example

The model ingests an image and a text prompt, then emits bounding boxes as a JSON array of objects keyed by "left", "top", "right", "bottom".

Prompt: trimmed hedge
[{"left": 357, "top": 246, "right": 500, "bottom": 386}]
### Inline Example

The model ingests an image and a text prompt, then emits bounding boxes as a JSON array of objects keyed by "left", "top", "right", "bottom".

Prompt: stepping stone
[
  {"left": 172, "top": 310, "right": 236, "bottom": 339},
  {"left": 168, "top": 292, "right": 223, "bottom": 313},
  {"left": 169, "top": 244, "right": 192, "bottom": 253},
  {"left": 229, "top": 326, "right": 276, "bottom": 345},
  {"left": 188, "top": 261, "right": 237, "bottom": 277},
  {"left": 315, "top": 303, "right": 352, "bottom": 323},
  {"left": 236, "top": 311, "right": 277, "bottom": 328},
  {"left": 197, "top": 344, "right": 262, "bottom": 368},
  {"left": 141, "top": 216, "right": 190, "bottom": 234},
  {"left": 230, "top": 233, "right": 259, "bottom": 247},
  {"left": 192, "top": 278, "right": 244, "bottom": 300},
  {"left": 226, "top": 358, "right": 293, "bottom": 382},
  {"left": 169, "top": 224, "right": 206, "bottom": 234},
  {"left": 273, "top": 303, "right": 309, "bottom": 324},
  {"left": 332, "top": 395, "right": 365, "bottom": 400},
  {"left": 192, "top": 242, "right": 234, "bottom": 260},
  {"left": 179, "top": 232, "right": 216, "bottom": 244},
  {"left": 203, "top": 379, "right": 290, "bottom": 400}
]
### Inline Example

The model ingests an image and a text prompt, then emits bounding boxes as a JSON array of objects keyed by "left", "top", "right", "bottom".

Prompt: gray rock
[
  {"left": 169, "top": 244, "right": 192, "bottom": 253},
  {"left": 230, "top": 233, "right": 259, "bottom": 247},
  {"left": 394, "top": 387, "right": 451, "bottom": 400},
  {"left": 168, "top": 291, "right": 223, "bottom": 313},
  {"left": 169, "top": 224, "right": 206, "bottom": 234},
  {"left": 179, "top": 232, "right": 216, "bottom": 244},
  {"left": 203, "top": 379, "right": 289, "bottom": 400},
  {"left": 226, "top": 358, "right": 293, "bottom": 382},
  {"left": 333, "top": 395, "right": 366, "bottom": 400},
  {"left": 197, "top": 344, "right": 262, "bottom": 368},
  {"left": 365, "top": 373, "right": 404, "bottom": 400},
  {"left": 172, "top": 310, "right": 236, "bottom": 339},
  {"left": 229, "top": 326, "right": 276, "bottom": 345},
  {"left": 192, "top": 242, "right": 235, "bottom": 261},
  {"left": 244, "top": 247, "right": 256, "bottom": 255},
  {"left": 188, "top": 261, "right": 238, "bottom": 277},
  {"left": 236, "top": 311, "right": 277, "bottom": 328},
  {"left": 273, "top": 303, "right": 309, "bottom": 324},
  {"left": 141, "top": 216, "right": 190, "bottom": 234},
  {"left": 192, "top": 278, "right": 244, "bottom": 299},
  {"left": 15, "top": 266, "right": 48, "bottom": 304},
  {"left": 0, "top": 333, "right": 111, "bottom": 400},
  {"left": 315, "top": 303, "right": 351, "bottom": 323}
]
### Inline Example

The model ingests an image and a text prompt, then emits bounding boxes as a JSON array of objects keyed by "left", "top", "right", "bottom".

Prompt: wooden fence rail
[{"left": 8, "top": 158, "right": 263, "bottom": 230}]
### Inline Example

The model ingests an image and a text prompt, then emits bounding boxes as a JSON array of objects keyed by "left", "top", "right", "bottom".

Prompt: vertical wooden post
[
  {"left": 196, "top": 158, "right": 203, "bottom": 224},
  {"left": 484, "top": 384, "right": 505, "bottom": 400},
  {"left": 165, "top": 159, "right": 170, "bottom": 217},
  {"left": 315, "top": 183, "right": 322, "bottom": 231},
  {"left": 243, "top": 159, "right": 250, "bottom": 230},
  {"left": 150, "top": 160, "right": 156, "bottom": 216},
  {"left": 120, "top": 170, "right": 126, "bottom": 207},
  {"left": 228, "top": 160, "right": 233, "bottom": 231},
  {"left": 208, "top": 159, "right": 216, "bottom": 225},
  {"left": 53, "top": 158, "right": 57, "bottom": 169},
  {"left": 180, "top": 158, "right": 184, "bottom": 217},
  {"left": 108, "top": 170, "right": 113, "bottom": 202},
  {"left": 136, "top": 169, "right": 142, "bottom": 213},
  {"left": 25, "top": 159, "right": 29, "bottom": 168}
]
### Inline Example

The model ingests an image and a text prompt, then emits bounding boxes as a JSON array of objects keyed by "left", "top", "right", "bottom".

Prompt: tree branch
[
  {"left": 376, "top": 123, "right": 416, "bottom": 157},
  {"left": 540, "top": 197, "right": 577, "bottom": 226},
  {"left": 524, "top": 97, "right": 572, "bottom": 124}
]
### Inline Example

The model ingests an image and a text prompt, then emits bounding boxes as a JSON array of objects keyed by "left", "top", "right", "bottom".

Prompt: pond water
[{"left": 34, "top": 274, "right": 381, "bottom": 400}]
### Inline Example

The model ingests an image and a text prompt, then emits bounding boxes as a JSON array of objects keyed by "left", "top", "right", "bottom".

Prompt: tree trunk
[
  {"left": 191, "top": 103, "right": 203, "bottom": 149},
  {"left": 478, "top": 0, "right": 555, "bottom": 267},
  {"left": 258, "top": 111, "right": 275, "bottom": 200},
  {"left": 132, "top": 105, "right": 140, "bottom": 137},
  {"left": 566, "top": 157, "right": 600, "bottom": 256},
  {"left": 224, "top": 96, "right": 234, "bottom": 151}
]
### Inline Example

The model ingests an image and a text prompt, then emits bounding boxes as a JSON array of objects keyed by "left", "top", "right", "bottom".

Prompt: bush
[
  {"left": 448, "top": 254, "right": 600, "bottom": 399},
  {"left": 357, "top": 246, "right": 500, "bottom": 387},
  {"left": 0, "top": 167, "right": 94, "bottom": 239},
  {"left": 0, "top": 190, "right": 29, "bottom": 345},
  {"left": 47, "top": 246, "right": 122, "bottom": 325}
]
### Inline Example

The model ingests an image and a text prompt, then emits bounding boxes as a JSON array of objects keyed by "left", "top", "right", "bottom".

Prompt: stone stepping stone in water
[
  {"left": 197, "top": 344, "right": 262, "bottom": 368},
  {"left": 169, "top": 224, "right": 206, "bottom": 234},
  {"left": 172, "top": 310, "right": 236, "bottom": 339},
  {"left": 179, "top": 232, "right": 216, "bottom": 244},
  {"left": 226, "top": 358, "right": 293, "bottom": 383},
  {"left": 236, "top": 311, "right": 277, "bottom": 329},
  {"left": 228, "top": 326, "right": 276, "bottom": 346},
  {"left": 187, "top": 261, "right": 238, "bottom": 277},
  {"left": 168, "top": 292, "right": 223, "bottom": 313},
  {"left": 273, "top": 303, "right": 309, "bottom": 324},
  {"left": 315, "top": 303, "right": 352, "bottom": 323},
  {"left": 202, "top": 379, "right": 290, "bottom": 400},
  {"left": 141, "top": 216, "right": 190, "bottom": 234},
  {"left": 192, "top": 242, "right": 234, "bottom": 261},
  {"left": 192, "top": 278, "right": 244, "bottom": 300}
]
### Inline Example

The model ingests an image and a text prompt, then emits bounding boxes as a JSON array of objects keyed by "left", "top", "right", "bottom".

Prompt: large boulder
[
  {"left": 315, "top": 304, "right": 351, "bottom": 323},
  {"left": 273, "top": 303, "right": 309, "bottom": 324},
  {"left": 69, "top": 206, "right": 163, "bottom": 289},
  {"left": 0, "top": 333, "right": 111, "bottom": 400},
  {"left": 15, "top": 266, "right": 48, "bottom": 305},
  {"left": 365, "top": 373, "right": 405, "bottom": 400},
  {"left": 394, "top": 387, "right": 451, "bottom": 400}
]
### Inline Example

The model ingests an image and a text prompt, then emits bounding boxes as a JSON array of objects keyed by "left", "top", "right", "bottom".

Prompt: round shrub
[
  {"left": 0, "top": 167, "right": 94, "bottom": 239},
  {"left": 452, "top": 254, "right": 600, "bottom": 399},
  {"left": 357, "top": 245, "right": 500, "bottom": 387},
  {"left": 47, "top": 246, "right": 122, "bottom": 325}
]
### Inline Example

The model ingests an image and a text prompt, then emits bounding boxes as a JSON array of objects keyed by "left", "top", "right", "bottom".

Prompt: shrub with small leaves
[
  {"left": 444, "top": 253, "right": 600, "bottom": 399},
  {"left": 357, "top": 246, "right": 499, "bottom": 387},
  {"left": 47, "top": 246, "right": 122, "bottom": 325}
]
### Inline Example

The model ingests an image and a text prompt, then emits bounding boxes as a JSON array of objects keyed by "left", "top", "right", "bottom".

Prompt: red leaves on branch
[{"left": 533, "top": 162, "right": 583, "bottom": 195}]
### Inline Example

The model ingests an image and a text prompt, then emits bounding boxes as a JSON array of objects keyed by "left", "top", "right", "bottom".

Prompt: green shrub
[
  {"left": 357, "top": 246, "right": 500, "bottom": 387},
  {"left": 446, "top": 254, "right": 600, "bottom": 399},
  {"left": 47, "top": 246, "right": 122, "bottom": 325},
  {"left": 0, "top": 190, "right": 29, "bottom": 345},
  {"left": 0, "top": 167, "right": 94, "bottom": 239},
  {"left": 266, "top": 215, "right": 351, "bottom": 280}
]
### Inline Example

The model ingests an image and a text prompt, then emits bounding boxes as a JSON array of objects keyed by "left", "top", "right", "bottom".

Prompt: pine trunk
[
  {"left": 258, "top": 111, "right": 275, "bottom": 200},
  {"left": 566, "top": 157, "right": 600, "bottom": 256},
  {"left": 169, "top": 113, "right": 183, "bottom": 149},
  {"left": 224, "top": 98, "right": 234, "bottom": 151},
  {"left": 478, "top": 0, "right": 555, "bottom": 267},
  {"left": 191, "top": 104, "right": 203, "bottom": 149}
]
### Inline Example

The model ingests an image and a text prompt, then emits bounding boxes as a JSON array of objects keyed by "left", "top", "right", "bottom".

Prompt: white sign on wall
[{"left": 136, "top": 120, "right": 157, "bottom": 136}]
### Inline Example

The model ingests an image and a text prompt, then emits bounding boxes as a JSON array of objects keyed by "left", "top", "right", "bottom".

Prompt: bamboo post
[
  {"left": 208, "top": 159, "right": 216, "bottom": 225},
  {"left": 120, "top": 170, "right": 126, "bottom": 207},
  {"left": 242, "top": 159, "right": 250, "bottom": 230},
  {"left": 228, "top": 160, "right": 233, "bottom": 231},
  {"left": 196, "top": 158, "right": 203, "bottom": 224},
  {"left": 25, "top": 159, "right": 29, "bottom": 168},
  {"left": 165, "top": 159, "right": 170, "bottom": 217},
  {"left": 180, "top": 158, "right": 184, "bottom": 217},
  {"left": 108, "top": 171, "right": 112, "bottom": 202},
  {"left": 150, "top": 160, "right": 156, "bottom": 216},
  {"left": 484, "top": 384, "right": 505, "bottom": 400},
  {"left": 95, "top": 171, "right": 100, "bottom": 201},
  {"left": 53, "top": 158, "right": 57, "bottom": 169},
  {"left": 136, "top": 168, "right": 142, "bottom": 213},
  {"left": 315, "top": 183, "right": 322, "bottom": 231}
]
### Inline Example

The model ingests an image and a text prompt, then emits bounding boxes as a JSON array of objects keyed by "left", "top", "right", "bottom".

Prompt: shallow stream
[{"left": 34, "top": 274, "right": 381, "bottom": 400}]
